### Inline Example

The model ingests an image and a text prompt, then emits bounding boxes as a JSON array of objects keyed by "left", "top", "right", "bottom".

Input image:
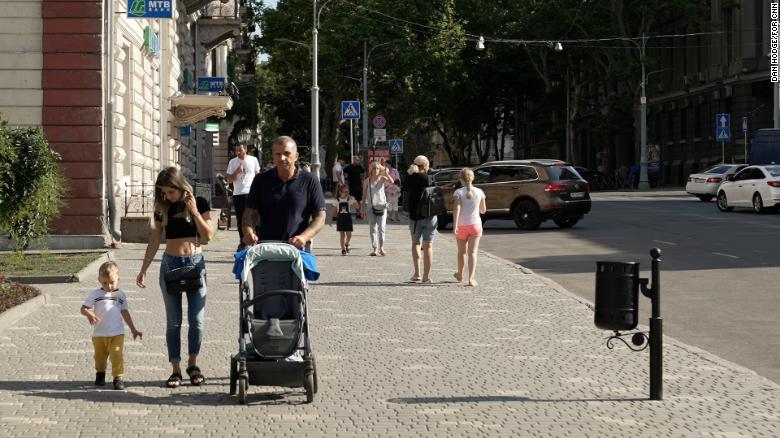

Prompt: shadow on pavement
[
  {"left": 387, "top": 395, "right": 648, "bottom": 404},
  {"left": 0, "top": 380, "right": 308, "bottom": 406}
]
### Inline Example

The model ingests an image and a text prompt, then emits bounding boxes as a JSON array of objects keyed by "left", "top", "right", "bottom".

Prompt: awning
[{"left": 170, "top": 94, "right": 233, "bottom": 127}]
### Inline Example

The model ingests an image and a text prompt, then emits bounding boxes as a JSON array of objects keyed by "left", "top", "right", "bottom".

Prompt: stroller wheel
[
  {"left": 238, "top": 375, "right": 248, "bottom": 404},
  {"left": 312, "top": 355, "right": 318, "bottom": 394},
  {"left": 304, "top": 373, "right": 314, "bottom": 403},
  {"left": 229, "top": 357, "right": 237, "bottom": 395}
]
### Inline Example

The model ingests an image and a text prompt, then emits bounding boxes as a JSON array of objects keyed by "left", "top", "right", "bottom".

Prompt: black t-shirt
[
  {"left": 342, "top": 164, "right": 365, "bottom": 189},
  {"left": 154, "top": 197, "right": 210, "bottom": 239},
  {"left": 246, "top": 168, "right": 326, "bottom": 241},
  {"left": 405, "top": 172, "right": 433, "bottom": 221}
]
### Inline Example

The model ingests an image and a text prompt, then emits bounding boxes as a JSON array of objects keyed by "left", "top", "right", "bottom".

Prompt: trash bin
[{"left": 594, "top": 261, "right": 639, "bottom": 331}]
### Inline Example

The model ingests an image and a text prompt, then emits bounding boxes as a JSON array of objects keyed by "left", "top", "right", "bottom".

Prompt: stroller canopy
[{"left": 240, "top": 242, "right": 306, "bottom": 286}]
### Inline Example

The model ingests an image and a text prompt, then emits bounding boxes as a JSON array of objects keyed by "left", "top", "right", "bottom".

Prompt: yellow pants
[{"left": 92, "top": 335, "right": 124, "bottom": 378}]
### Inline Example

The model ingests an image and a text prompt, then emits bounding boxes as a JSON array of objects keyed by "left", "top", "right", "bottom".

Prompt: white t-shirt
[
  {"left": 332, "top": 162, "right": 343, "bottom": 184},
  {"left": 82, "top": 288, "right": 128, "bottom": 337},
  {"left": 453, "top": 186, "right": 486, "bottom": 226},
  {"left": 226, "top": 155, "right": 261, "bottom": 195}
]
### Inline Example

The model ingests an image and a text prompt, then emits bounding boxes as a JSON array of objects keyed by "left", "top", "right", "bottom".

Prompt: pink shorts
[{"left": 455, "top": 223, "right": 483, "bottom": 240}]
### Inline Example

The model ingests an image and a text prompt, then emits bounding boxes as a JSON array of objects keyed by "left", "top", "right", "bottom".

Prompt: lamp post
[
  {"left": 624, "top": 34, "right": 651, "bottom": 191},
  {"left": 362, "top": 40, "right": 402, "bottom": 151},
  {"left": 310, "top": 0, "right": 337, "bottom": 181}
]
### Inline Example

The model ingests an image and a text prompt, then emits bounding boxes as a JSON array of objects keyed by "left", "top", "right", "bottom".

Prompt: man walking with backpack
[{"left": 404, "top": 155, "right": 438, "bottom": 284}]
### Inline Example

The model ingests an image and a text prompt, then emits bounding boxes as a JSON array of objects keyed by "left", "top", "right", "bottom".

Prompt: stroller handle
[{"left": 242, "top": 289, "right": 303, "bottom": 309}]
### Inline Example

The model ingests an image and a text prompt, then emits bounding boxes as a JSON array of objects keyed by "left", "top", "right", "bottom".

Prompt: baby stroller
[{"left": 229, "top": 242, "right": 318, "bottom": 404}]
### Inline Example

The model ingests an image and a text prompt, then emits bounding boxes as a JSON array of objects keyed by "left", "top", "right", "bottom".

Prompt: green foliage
[{"left": 0, "top": 121, "right": 66, "bottom": 252}]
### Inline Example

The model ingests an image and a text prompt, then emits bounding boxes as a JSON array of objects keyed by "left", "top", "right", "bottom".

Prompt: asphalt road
[{"left": 445, "top": 191, "right": 780, "bottom": 384}]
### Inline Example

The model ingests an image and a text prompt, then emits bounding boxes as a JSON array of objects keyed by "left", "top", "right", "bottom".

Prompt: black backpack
[{"left": 417, "top": 186, "right": 446, "bottom": 218}]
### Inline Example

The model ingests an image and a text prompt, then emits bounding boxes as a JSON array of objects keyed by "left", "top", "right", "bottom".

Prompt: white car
[
  {"left": 716, "top": 165, "right": 780, "bottom": 213},
  {"left": 686, "top": 164, "right": 747, "bottom": 202}
]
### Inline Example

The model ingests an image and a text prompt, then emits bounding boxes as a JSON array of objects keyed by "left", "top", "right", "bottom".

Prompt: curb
[
  {"left": 0, "top": 293, "right": 50, "bottom": 334},
  {"left": 5, "top": 251, "right": 111, "bottom": 285}
]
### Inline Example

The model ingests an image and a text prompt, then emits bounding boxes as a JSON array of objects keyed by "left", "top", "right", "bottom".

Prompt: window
[
  {"left": 490, "top": 167, "right": 520, "bottom": 183},
  {"left": 516, "top": 166, "right": 538, "bottom": 181},
  {"left": 764, "top": 166, "right": 780, "bottom": 177},
  {"left": 546, "top": 165, "right": 580, "bottom": 181},
  {"left": 704, "top": 165, "right": 731, "bottom": 174}
]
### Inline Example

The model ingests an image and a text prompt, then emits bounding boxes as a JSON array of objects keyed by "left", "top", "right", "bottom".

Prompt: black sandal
[
  {"left": 186, "top": 366, "right": 205, "bottom": 386},
  {"left": 166, "top": 372, "right": 182, "bottom": 388}
]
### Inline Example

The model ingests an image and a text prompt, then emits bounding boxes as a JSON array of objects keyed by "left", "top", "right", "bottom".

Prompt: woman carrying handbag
[
  {"left": 360, "top": 161, "right": 393, "bottom": 256},
  {"left": 135, "top": 167, "right": 215, "bottom": 388}
]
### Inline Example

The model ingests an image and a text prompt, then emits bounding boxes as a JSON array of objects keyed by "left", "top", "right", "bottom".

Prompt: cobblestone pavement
[{"left": 1, "top": 214, "right": 778, "bottom": 437}]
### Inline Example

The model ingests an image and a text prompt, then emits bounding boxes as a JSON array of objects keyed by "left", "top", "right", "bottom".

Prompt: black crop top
[{"left": 153, "top": 197, "right": 210, "bottom": 239}]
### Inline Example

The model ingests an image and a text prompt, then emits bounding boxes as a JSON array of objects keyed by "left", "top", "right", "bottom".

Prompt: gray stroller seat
[{"left": 249, "top": 260, "right": 303, "bottom": 358}]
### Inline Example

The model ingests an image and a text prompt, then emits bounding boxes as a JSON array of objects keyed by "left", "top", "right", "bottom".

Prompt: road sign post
[
  {"left": 742, "top": 116, "right": 748, "bottom": 163},
  {"left": 716, "top": 113, "right": 731, "bottom": 163}
]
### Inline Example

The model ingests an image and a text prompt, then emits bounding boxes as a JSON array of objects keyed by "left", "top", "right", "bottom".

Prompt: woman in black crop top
[{"left": 135, "top": 167, "right": 214, "bottom": 389}]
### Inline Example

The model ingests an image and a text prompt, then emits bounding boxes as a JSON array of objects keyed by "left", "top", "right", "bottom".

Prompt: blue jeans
[{"left": 159, "top": 253, "right": 207, "bottom": 363}]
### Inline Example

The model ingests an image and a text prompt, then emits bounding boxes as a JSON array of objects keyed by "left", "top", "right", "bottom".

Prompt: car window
[
  {"left": 762, "top": 166, "right": 780, "bottom": 177},
  {"left": 434, "top": 171, "right": 459, "bottom": 184},
  {"left": 546, "top": 165, "right": 581, "bottom": 181},
  {"left": 733, "top": 169, "right": 751, "bottom": 181},
  {"left": 473, "top": 168, "right": 492, "bottom": 184},
  {"left": 517, "top": 166, "right": 538, "bottom": 181},
  {"left": 489, "top": 167, "right": 520, "bottom": 183},
  {"left": 704, "top": 165, "right": 731, "bottom": 174},
  {"left": 748, "top": 168, "right": 766, "bottom": 180},
  {"left": 727, "top": 165, "right": 747, "bottom": 174}
]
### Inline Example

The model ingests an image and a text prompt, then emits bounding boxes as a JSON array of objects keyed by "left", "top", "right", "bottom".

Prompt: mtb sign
[{"left": 128, "top": 0, "right": 174, "bottom": 19}]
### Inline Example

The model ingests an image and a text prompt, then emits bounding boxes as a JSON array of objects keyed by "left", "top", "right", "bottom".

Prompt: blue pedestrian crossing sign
[
  {"left": 715, "top": 113, "right": 731, "bottom": 141},
  {"left": 388, "top": 139, "right": 404, "bottom": 154},
  {"left": 341, "top": 100, "right": 361, "bottom": 120}
]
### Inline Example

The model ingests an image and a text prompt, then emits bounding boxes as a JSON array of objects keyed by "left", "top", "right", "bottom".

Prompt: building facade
[{"left": 0, "top": 0, "right": 248, "bottom": 248}]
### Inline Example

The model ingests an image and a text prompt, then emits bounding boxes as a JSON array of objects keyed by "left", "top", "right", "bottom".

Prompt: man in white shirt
[
  {"left": 332, "top": 157, "right": 345, "bottom": 191},
  {"left": 226, "top": 143, "right": 261, "bottom": 250}
]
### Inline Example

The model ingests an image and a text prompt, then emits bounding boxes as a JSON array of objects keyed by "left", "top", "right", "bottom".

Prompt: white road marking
[
  {"left": 652, "top": 240, "right": 677, "bottom": 245},
  {"left": 712, "top": 252, "right": 739, "bottom": 259}
]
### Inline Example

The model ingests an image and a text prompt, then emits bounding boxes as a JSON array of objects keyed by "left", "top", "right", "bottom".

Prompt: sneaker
[
  {"left": 95, "top": 372, "right": 106, "bottom": 386},
  {"left": 113, "top": 378, "right": 125, "bottom": 390},
  {"left": 341, "top": 249, "right": 347, "bottom": 255}
]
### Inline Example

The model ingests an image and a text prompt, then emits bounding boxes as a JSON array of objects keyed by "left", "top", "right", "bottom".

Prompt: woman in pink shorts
[{"left": 452, "top": 168, "right": 487, "bottom": 286}]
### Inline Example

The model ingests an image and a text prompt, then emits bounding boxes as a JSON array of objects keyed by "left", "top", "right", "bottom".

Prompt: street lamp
[
  {"left": 311, "top": 0, "right": 337, "bottom": 181},
  {"left": 623, "top": 34, "right": 651, "bottom": 191},
  {"left": 362, "top": 39, "right": 402, "bottom": 151}
]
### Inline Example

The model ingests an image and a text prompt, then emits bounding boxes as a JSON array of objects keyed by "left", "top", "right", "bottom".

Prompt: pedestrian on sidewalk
[
  {"left": 135, "top": 167, "right": 214, "bottom": 389},
  {"left": 331, "top": 184, "right": 359, "bottom": 255},
  {"left": 242, "top": 136, "right": 326, "bottom": 250},
  {"left": 343, "top": 156, "right": 365, "bottom": 203},
  {"left": 405, "top": 155, "right": 437, "bottom": 283},
  {"left": 227, "top": 143, "right": 261, "bottom": 251},
  {"left": 385, "top": 179, "right": 401, "bottom": 222},
  {"left": 81, "top": 261, "right": 142, "bottom": 390},
  {"left": 360, "top": 161, "right": 393, "bottom": 256},
  {"left": 452, "top": 168, "right": 486, "bottom": 287}
]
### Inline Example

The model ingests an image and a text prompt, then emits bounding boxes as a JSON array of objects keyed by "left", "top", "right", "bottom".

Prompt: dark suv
[{"left": 436, "top": 159, "right": 592, "bottom": 230}]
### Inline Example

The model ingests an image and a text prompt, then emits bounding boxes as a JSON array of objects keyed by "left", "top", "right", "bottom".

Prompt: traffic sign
[
  {"left": 341, "top": 100, "right": 360, "bottom": 120},
  {"left": 742, "top": 116, "right": 748, "bottom": 133},
  {"left": 372, "top": 114, "right": 386, "bottom": 129},
  {"left": 388, "top": 139, "right": 404, "bottom": 154},
  {"left": 373, "top": 129, "right": 386, "bottom": 136},
  {"left": 715, "top": 113, "right": 731, "bottom": 142}
]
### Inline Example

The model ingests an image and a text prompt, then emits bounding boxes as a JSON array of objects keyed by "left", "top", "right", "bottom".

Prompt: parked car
[
  {"left": 716, "top": 165, "right": 780, "bottom": 213},
  {"left": 685, "top": 164, "right": 747, "bottom": 202},
  {"left": 436, "top": 159, "right": 591, "bottom": 230},
  {"left": 430, "top": 167, "right": 462, "bottom": 187}
]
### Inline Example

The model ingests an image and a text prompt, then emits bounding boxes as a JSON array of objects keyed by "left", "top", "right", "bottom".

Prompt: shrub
[{"left": 0, "top": 118, "right": 66, "bottom": 252}]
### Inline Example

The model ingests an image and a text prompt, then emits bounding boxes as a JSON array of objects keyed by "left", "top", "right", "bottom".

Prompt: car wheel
[
  {"left": 716, "top": 191, "right": 733, "bottom": 212},
  {"left": 697, "top": 194, "right": 713, "bottom": 202},
  {"left": 752, "top": 193, "right": 765, "bottom": 213},
  {"left": 512, "top": 200, "right": 541, "bottom": 230},
  {"left": 553, "top": 217, "right": 579, "bottom": 228},
  {"left": 436, "top": 214, "right": 450, "bottom": 230}
]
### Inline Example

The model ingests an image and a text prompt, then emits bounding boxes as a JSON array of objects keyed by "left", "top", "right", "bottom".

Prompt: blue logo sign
[
  {"left": 128, "top": 0, "right": 173, "bottom": 19},
  {"left": 715, "top": 113, "right": 731, "bottom": 141},
  {"left": 388, "top": 139, "right": 404, "bottom": 154},
  {"left": 341, "top": 100, "right": 361, "bottom": 120},
  {"left": 197, "top": 77, "right": 225, "bottom": 93},
  {"left": 180, "top": 126, "right": 191, "bottom": 137}
]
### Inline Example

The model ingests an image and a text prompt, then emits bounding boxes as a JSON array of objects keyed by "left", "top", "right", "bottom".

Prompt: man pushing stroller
[{"left": 241, "top": 136, "right": 326, "bottom": 250}]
